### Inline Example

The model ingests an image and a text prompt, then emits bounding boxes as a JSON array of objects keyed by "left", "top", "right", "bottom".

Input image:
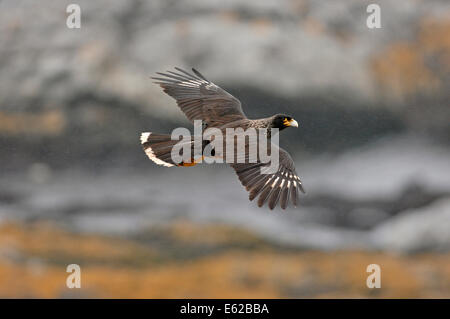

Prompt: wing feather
[
  {"left": 231, "top": 147, "right": 304, "bottom": 209},
  {"left": 152, "top": 67, "right": 246, "bottom": 125}
]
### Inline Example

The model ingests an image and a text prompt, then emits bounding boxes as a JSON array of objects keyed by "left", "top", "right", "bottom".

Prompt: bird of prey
[{"left": 140, "top": 67, "right": 305, "bottom": 209}]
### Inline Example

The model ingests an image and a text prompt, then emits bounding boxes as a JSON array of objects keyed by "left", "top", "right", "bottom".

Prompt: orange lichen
[
  {"left": 370, "top": 17, "right": 450, "bottom": 102},
  {"left": 371, "top": 42, "right": 440, "bottom": 101},
  {"left": 0, "top": 222, "right": 449, "bottom": 298},
  {"left": 0, "top": 110, "right": 65, "bottom": 136}
]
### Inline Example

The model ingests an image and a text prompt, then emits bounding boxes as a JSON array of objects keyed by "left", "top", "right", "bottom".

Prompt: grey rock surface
[
  {"left": 0, "top": 0, "right": 448, "bottom": 117},
  {"left": 371, "top": 198, "right": 450, "bottom": 253}
]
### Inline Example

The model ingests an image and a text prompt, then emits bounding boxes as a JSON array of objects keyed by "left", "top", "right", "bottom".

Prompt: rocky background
[{"left": 0, "top": 0, "right": 449, "bottom": 298}]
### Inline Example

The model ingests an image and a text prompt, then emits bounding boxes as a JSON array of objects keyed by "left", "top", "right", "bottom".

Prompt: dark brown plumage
[{"left": 141, "top": 67, "right": 305, "bottom": 209}]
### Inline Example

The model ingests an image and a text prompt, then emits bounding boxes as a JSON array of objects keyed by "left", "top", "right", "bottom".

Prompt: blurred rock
[
  {"left": 371, "top": 198, "right": 450, "bottom": 253},
  {"left": 0, "top": 135, "right": 449, "bottom": 253},
  {"left": 1, "top": 1, "right": 450, "bottom": 297},
  {"left": 345, "top": 207, "right": 390, "bottom": 229},
  {"left": 28, "top": 163, "right": 52, "bottom": 184},
  {"left": 0, "top": 0, "right": 449, "bottom": 169},
  {"left": 1, "top": 221, "right": 450, "bottom": 298}
]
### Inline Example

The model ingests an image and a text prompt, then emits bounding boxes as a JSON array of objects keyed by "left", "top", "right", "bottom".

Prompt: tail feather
[
  {"left": 140, "top": 132, "right": 178, "bottom": 167},
  {"left": 140, "top": 132, "right": 202, "bottom": 167}
]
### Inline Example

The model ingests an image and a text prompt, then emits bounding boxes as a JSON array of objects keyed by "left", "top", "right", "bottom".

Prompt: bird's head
[{"left": 271, "top": 114, "right": 299, "bottom": 130}]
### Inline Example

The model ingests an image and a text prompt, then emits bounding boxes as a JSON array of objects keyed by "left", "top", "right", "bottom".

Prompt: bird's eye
[{"left": 282, "top": 118, "right": 290, "bottom": 126}]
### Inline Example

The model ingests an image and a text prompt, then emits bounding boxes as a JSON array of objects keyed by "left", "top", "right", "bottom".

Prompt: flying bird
[{"left": 140, "top": 67, "right": 305, "bottom": 209}]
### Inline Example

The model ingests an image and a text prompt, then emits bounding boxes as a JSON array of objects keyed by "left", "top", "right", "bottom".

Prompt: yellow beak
[{"left": 289, "top": 119, "right": 299, "bottom": 127}]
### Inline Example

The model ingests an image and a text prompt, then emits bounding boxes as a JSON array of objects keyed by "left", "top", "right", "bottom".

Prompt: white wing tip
[{"left": 140, "top": 132, "right": 151, "bottom": 144}]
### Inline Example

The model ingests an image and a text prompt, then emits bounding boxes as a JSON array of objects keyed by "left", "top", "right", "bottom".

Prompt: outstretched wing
[
  {"left": 230, "top": 147, "right": 305, "bottom": 210},
  {"left": 152, "top": 67, "right": 247, "bottom": 126}
]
